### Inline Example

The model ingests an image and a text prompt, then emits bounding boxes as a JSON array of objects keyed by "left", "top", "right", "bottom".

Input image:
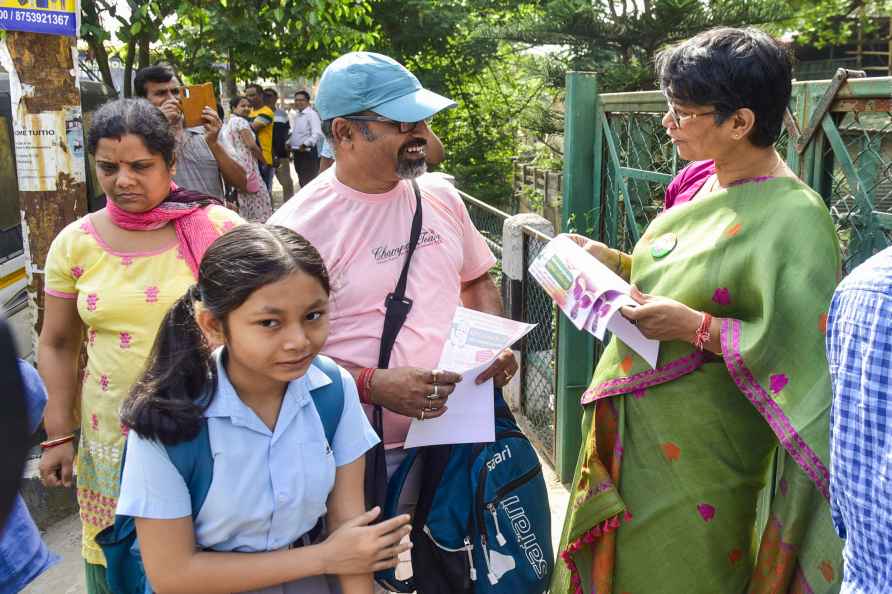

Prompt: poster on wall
[{"left": 0, "top": 0, "right": 78, "bottom": 37}]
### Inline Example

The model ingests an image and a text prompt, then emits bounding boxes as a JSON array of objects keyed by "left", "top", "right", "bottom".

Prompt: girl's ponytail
[{"left": 121, "top": 284, "right": 216, "bottom": 445}]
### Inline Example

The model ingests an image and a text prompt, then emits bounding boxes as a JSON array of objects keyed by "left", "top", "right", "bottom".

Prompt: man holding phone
[{"left": 134, "top": 63, "right": 247, "bottom": 199}]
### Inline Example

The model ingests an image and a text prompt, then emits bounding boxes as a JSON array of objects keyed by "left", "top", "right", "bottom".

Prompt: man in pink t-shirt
[{"left": 267, "top": 52, "right": 517, "bottom": 490}]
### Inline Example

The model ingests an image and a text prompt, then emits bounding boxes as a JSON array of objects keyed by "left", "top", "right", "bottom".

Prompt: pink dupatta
[{"left": 105, "top": 183, "right": 222, "bottom": 277}]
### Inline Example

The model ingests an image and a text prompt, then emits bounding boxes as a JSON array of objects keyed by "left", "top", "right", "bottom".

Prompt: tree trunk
[
  {"left": 0, "top": 32, "right": 88, "bottom": 345},
  {"left": 122, "top": 37, "right": 136, "bottom": 97},
  {"left": 81, "top": 0, "right": 118, "bottom": 96},
  {"left": 137, "top": 30, "right": 151, "bottom": 70},
  {"left": 225, "top": 49, "right": 238, "bottom": 96}
]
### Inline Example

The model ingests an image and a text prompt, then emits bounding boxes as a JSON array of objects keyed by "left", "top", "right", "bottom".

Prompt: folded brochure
[{"left": 528, "top": 234, "right": 659, "bottom": 367}]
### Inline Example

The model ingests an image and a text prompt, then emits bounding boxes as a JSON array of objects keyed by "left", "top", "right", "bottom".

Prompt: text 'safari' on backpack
[{"left": 376, "top": 397, "right": 553, "bottom": 594}]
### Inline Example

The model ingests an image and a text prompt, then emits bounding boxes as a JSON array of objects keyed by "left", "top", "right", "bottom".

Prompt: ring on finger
[
  {"left": 432, "top": 369, "right": 440, "bottom": 385},
  {"left": 433, "top": 384, "right": 439, "bottom": 397},
  {"left": 427, "top": 393, "right": 438, "bottom": 401}
]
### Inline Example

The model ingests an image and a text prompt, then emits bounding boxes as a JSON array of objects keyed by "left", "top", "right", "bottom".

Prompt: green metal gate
[{"left": 554, "top": 72, "right": 892, "bottom": 482}]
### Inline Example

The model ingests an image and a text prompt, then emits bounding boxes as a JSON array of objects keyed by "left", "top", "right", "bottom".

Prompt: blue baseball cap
[{"left": 315, "top": 52, "right": 456, "bottom": 122}]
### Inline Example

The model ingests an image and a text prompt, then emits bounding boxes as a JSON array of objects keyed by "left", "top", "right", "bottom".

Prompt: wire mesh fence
[
  {"left": 461, "top": 193, "right": 558, "bottom": 464},
  {"left": 826, "top": 109, "right": 892, "bottom": 270},
  {"left": 520, "top": 232, "right": 557, "bottom": 463}
]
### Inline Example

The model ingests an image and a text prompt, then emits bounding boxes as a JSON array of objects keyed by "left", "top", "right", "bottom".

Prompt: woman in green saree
[{"left": 552, "top": 28, "right": 844, "bottom": 594}]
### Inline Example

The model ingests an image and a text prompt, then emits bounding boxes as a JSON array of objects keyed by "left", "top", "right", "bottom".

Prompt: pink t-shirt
[{"left": 268, "top": 169, "right": 497, "bottom": 447}]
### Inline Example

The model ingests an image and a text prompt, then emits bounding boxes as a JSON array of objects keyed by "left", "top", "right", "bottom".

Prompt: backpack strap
[
  {"left": 309, "top": 355, "right": 345, "bottom": 446},
  {"left": 165, "top": 420, "right": 214, "bottom": 519}
]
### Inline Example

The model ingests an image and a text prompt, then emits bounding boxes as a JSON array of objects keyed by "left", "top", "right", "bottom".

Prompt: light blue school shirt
[{"left": 116, "top": 352, "right": 379, "bottom": 552}]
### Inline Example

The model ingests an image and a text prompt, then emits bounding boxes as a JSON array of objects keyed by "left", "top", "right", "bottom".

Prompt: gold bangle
[{"left": 612, "top": 249, "right": 623, "bottom": 275}]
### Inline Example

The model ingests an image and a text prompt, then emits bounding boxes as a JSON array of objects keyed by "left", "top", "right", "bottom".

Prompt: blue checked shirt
[{"left": 826, "top": 246, "right": 892, "bottom": 594}]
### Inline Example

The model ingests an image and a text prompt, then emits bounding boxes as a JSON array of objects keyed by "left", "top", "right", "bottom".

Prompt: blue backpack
[
  {"left": 95, "top": 355, "right": 344, "bottom": 594},
  {"left": 376, "top": 394, "right": 553, "bottom": 594}
]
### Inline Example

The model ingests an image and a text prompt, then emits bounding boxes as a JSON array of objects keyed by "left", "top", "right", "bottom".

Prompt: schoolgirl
[{"left": 115, "top": 223, "right": 411, "bottom": 594}]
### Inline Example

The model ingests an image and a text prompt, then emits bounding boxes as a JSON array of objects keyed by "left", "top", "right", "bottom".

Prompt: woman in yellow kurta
[{"left": 37, "top": 98, "right": 241, "bottom": 593}]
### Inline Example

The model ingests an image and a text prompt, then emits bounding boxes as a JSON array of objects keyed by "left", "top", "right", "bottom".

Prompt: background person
[
  {"left": 221, "top": 96, "right": 273, "bottom": 221},
  {"left": 289, "top": 90, "right": 323, "bottom": 187},
  {"left": 265, "top": 88, "right": 295, "bottom": 204},
  {"left": 117, "top": 224, "right": 409, "bottom": 594},
  {"left": 551, "top": 27, "right": 843, "bottom": 593},
  {"left": 37, "top": 99, "right": 242, "bottom": 593},
  {"left": 134, "top": 63, "right": 247, "bottom": 199},
  {"left": 245, "top": 83, "right": 275, "bottom": 192}
]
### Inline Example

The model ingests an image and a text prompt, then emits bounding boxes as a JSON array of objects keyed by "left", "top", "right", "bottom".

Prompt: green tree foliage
[
  {"left": 80, "top": 0, "right": 378, "bottom": 96},
  {"left": 160, "top": 0, "right": 378, "bottom": 92},
  {"left": 371, "top": 0, "right": 549, "bottom": 205}
]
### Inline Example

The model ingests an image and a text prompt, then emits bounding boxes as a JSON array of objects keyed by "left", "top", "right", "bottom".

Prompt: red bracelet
[
  {"left": 692, "top": 312, "right": 712, "bottom": 351},
  {"left": 40, "top": 433, "right": 76, "bottom": 450},
  {"left": 357, "top": 368, "right": 376, "bottom": 405}
]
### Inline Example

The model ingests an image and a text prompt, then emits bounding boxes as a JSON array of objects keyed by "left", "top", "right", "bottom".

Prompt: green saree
[{"left": 551, "top": 178, "right": 844, "bottom": 594}]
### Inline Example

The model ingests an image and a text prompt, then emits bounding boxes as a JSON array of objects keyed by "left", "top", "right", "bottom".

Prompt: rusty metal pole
[{"left": 0, "top": 31, "right": 88, "bottom": 349}]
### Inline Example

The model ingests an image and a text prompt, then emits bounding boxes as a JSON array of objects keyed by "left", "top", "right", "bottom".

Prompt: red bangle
[
  {"left": 692, "top": 312, "right": 712, "bottom": 351},
  {"left": 40, "top": 433, "right": 75, "bottom": 450},
  {"left": 357, "top": 368, "right": 376, "bottom": 405}
]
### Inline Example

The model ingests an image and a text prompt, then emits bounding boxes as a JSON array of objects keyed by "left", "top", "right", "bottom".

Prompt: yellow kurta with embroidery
[{"left": 44, "top": 205, "right": 241, "bottom": 565}]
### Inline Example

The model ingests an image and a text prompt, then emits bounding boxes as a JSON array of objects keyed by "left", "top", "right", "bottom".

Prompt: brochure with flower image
[{"left": 529, "top": 234, "right": 659, "bottom": 367}]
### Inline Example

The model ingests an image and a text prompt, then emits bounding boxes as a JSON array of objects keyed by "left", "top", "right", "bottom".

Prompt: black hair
[
  {"left": 87, "top": 98, "right": 176, "bottom": 167},
  {"left": 244, "top": 83, "right": 263, "bottom": 95},
  {"left": 229, "top": 95, "right": 247, "bottom": 111},
  {"left": 121, "top": 224, "right": 331, "bottom": 445},
  {"left": 295, "top": 90, "right": 310, "bottom": 101},
  {"left": 655, "top": 27, "right": 793, "bottom": 147},
  {"left": 263, "top": 88, "right": 278, "bottom": 97},
  {"left": 133, "top": 62, "right": 178, "bottom": 98}
]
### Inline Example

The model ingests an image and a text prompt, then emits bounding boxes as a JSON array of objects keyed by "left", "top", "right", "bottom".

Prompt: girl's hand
[
  {"left": 321, "top": 507, "right": 412, "bottom": 575},
  {"left": 564, "top": 234, "right": 615, "bottom": 267},
  {"left": 620, "top": 286, "right": 701, "bottom": 343},
  {"left": 38, "top": 441, "right": 75, "bottom": 488}
]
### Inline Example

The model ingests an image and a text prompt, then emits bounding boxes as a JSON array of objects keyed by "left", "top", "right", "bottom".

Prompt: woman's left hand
[{"left": 620, "top": 286, "right": 701, "bottom": 342}]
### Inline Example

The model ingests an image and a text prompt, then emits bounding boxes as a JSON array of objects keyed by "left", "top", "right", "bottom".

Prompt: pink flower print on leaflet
[
  {"left": 697, "top": 503, "right": 716, "bottom": 522},
  {"left": 712, "top": 288, "right": 731, "bottom": 306},
  {"left": 222, "top": 220, "right": 235, "bottom": 232},
  {"left": 70, "top": 265, "right": 84, "bottom": 278},
  {"left": 145, "top": 286, "right": 159, "bottom": 303},
  {"left": 176, "top": 244, "right": 185, "bottom": 260},
  {"left": 770, "top": 373, "right": 789, "bottom": 395},
  {"left": 121, "top": 255, "right": 134, "bottom": 267},
  {"left": 91, "top": 414, "right": 99, "bottom": 431},
  {"left": 99, "top": 374, "right": 110, "bottom": 392},
  {"left": 88, "top": 328, "right": 97, "bottom": 345},
  {"left": 86, "top": 293, "right": 99, "bottom": 311},
  {"left": 119, "top": 332, "right": 132, "bottom": 349}
]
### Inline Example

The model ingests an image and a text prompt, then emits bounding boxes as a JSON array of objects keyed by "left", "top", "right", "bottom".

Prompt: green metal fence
[{"left": 553, "top": 72, "right": 892, "bottom": 482}]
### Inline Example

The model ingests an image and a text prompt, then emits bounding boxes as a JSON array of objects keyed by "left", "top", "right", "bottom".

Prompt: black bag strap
[
  {"left": 371, "top": 180, "right": 423, "bottom": 438},
  {"left": 377, "top": 179, "right": 423, "bottom": 369}
]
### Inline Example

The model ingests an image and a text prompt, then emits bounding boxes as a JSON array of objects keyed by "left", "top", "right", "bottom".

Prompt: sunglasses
[{"left": 342, "top": 114, "right": 430, "bottom": 134}]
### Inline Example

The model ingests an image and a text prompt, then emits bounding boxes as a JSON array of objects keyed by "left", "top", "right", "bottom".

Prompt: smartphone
[{"left": 180, "top": 83, "right": 218, "bottom": 128}]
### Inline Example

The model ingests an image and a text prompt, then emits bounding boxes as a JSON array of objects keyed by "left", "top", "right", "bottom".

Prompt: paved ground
[{"left": 22, "top": 450, "right": 568, "bottom": 594}]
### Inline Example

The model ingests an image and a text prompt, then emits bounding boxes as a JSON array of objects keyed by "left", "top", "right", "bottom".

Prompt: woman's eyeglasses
[
  {"left": 665, "top": 102, "right": 717, "bottom": 128},
  {"left": 342, "top": 115, "right": 430, "bottom": 134}
]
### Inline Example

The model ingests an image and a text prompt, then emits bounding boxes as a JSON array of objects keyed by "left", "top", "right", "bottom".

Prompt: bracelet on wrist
[
  {"left": 357, "top": 367, "right": 376, "bottom": 405},
  {"left": 40, "top": 433, "right": 76, "bottom": 450},
  {"left": 612, "top": 249, "right": 624, "bottom": 275},
  {"left": 692, "top": 312, "right": 713, "bottom": 351}
]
